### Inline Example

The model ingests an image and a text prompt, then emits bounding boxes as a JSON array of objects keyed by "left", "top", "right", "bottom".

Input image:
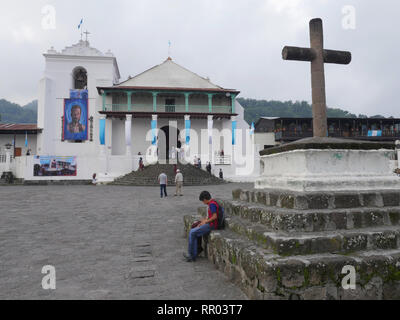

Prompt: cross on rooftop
[
  {"left": 282, "top": 18, "right": 352, "bottom": 137},
  {"left": 84, "top": 30, "right": 91, "bottom": 42}
]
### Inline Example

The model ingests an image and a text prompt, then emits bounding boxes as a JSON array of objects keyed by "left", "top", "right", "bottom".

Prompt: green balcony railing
[{"left": 103, "top": 104, "right": 233, "bottom": 114}]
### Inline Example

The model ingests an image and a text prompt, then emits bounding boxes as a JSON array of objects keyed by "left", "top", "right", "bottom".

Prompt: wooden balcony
[{"left": 103, "top": 104, "right": 233, "bottom": 114}]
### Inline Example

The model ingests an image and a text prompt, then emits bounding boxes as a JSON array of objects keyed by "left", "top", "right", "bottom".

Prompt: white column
[
  {"left": 5, "top": 149, "right": 11, "bottom": 172},
  {"left": 125, "top": 114, "right": 132, "bottom": 156},
  {"left": 207, "top": 115, "right": 213, "bottom": 164}
]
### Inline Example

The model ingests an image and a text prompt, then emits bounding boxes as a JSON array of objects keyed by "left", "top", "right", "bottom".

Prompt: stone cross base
[{"left": 256, "top": 138, "right": 398, "bottom": 192}]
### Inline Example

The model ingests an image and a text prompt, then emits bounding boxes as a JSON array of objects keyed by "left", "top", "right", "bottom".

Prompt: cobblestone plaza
[{"left": 0, "top": 184, "right": 251, "bottom": 300}]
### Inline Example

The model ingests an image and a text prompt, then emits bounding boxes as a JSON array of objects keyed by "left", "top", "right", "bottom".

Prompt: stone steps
[
  {"left": 208, "top": 230, "right": 400, "bottom": 300},
  {"left": 183, "top": 214, "right": 400, "bottom": 300},
  {"left": 233, "top": 188, "right": 400, "bottom": 210},
  {"left": 114, "top": 177, "right": 224, "bottom": 186},
  {"left": 218, "top": 200, "right": 400, "bottom": 233},
  {"left": 196, "top": 203, "right": 400, "bottom": 256},
  {"left": 225, "top": 215, "right": 400, "bottom": 256},
  {"left": 0, "top": 179, "right": 24, "bottom": 186},
  {"left": 184, "top": 187, "right": 400, "bottom": 299},
  {"left": 112, "top": 163, "right": 225, "bottom": 186}
]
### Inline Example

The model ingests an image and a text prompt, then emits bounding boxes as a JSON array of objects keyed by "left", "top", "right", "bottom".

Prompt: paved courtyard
[{"left": 0, "top": 183, "right": 251, "bottom": 300}]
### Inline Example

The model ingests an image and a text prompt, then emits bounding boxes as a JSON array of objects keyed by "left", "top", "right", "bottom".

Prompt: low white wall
[
  {"left": 12, "top": 154, "right": 140, "bottom": 182},
  {"left": 13, "top": 156, "right": 103, "bottom": 181}
]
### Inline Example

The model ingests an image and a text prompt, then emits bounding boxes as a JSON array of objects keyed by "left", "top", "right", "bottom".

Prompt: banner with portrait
[
  {"left": 33, "top": 156, "right": 77, "bottom": 177},
  {"left": 63, "top": 91, "right": 88, "bottom": 141}
]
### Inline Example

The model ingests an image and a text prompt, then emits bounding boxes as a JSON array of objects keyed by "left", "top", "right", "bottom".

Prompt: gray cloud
[{"left": 0, "top": 0, "right": 398, "bottom": 117}]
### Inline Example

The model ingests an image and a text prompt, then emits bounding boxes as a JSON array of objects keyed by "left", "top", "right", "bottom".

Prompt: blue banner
[
  {"left": 368, "top": 130, "right": 382, "bottom": 137},
  {"left": 185, "top": 120, "right": 191, "bottom": 144},
  {"left": 70, "top": 89, "right": 88, "bottom": 100},
  {"left": 151, "top": 120, "right": 157, "bottom": 145},
  {"left": 250, "top": 122, "right": 255, "bottom": 136},
  {"left": 99, "top": 118, "right": 106, "bottom": 145},
  {"left": 232, "top": 121, "right": 237, "bottom": 145}
]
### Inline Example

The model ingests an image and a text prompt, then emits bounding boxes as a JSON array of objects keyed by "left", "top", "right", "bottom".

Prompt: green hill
[
  {"left": 237, "top": 98, "right": 367, "bottom": 125},
  {"left": 0, "top": 99, "right": 37, "bottom": 123},
  {"left": 0, "top": 97, "right": 386, "bottom": 125}
]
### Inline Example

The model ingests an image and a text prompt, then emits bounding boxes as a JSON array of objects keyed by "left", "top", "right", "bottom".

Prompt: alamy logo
[
  {"left": 41, "top": 5, "right": 56, "bottom": 30},
  {"left": 341, "top": 265, "right": 356, "bottom": 290},
  {"left": 41, "top": 265, "right": 56, "bottom": 290},
  {"left": 342, "top": 5, "right": 356, "bottom": 30}
]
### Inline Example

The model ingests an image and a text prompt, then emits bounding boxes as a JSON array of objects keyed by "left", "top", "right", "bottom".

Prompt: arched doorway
[{"left": 159, "top": 126, "right": 180, "bottom": 163}]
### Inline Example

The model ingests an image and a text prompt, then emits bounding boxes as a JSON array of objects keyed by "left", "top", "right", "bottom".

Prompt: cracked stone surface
[{"left": 0, "top": 183, "right": 251, "bottom": 300}]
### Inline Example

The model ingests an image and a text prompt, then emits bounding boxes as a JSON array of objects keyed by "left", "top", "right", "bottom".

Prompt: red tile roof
[{"left": 0, "top": 124, "right": 41, "bottom": 133}]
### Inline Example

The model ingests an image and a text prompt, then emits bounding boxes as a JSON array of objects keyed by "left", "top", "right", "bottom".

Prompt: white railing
[
  {"left": 0, "top": 155, "right": 13, "bottom": 163},
  {"left": 215, "top": 155, "right": 231, "bottom": 165}
]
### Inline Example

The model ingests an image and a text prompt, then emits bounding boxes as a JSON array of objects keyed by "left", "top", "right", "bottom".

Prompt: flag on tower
[
  {"left": 78, "top": 19, "right": 83, "bottom": 29},
  {"left": 250, "top": 122, "right": 255, "bottom": 136},
  {"left": 25, "top": 131, "right": 28, "bottom": 147}
]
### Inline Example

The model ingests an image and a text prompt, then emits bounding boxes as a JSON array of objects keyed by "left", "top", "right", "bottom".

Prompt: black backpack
[{"left": 218, "top": 205, "right": 225, "bottom": 230}]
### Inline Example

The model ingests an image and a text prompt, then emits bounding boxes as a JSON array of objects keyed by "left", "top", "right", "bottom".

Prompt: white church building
[{"left": 4, "top": 39, "right": 258, "bottom": 183}]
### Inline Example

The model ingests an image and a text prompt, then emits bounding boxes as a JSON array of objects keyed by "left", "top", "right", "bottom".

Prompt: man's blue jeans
[
  {"left": 188, "top": 224, "right": 212, "bottom": 259},
  {"left": 160, "top": 184, "right": 167, "bottom": 197}
]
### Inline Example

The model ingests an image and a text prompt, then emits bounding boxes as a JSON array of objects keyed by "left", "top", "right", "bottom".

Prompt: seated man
[{"left": 184, "top": 191, "right": 219, "bottom": 262}]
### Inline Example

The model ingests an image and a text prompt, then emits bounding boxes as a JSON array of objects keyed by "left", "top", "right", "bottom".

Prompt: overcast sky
[{"left": 0, "top": 0, "right": 398, "bottom": 117}]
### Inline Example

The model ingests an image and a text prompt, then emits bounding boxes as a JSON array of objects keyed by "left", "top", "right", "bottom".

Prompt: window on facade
[
  {"left": 73, "top": 67, "right": 87, "bottom": 89},
  {"left": 165, "top": 99, "right": 175, "bottom": 112}
]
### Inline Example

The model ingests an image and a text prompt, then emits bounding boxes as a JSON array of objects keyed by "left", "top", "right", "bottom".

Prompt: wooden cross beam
[{"left": 282, "top": 18, "right": 352, "bottom": 137}]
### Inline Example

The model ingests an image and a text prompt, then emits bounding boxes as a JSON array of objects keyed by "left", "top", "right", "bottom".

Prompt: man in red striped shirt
[{"left": 184, "top": 191, "right": 219, "bottom": 262}]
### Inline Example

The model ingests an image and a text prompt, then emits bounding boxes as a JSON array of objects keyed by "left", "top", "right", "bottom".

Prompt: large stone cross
[{"left": 282, "top": 18, "right": 352, "bottom": 137}]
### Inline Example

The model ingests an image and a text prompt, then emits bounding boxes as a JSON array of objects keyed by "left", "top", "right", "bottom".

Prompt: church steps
[
  {"left": 112, "top": 163, "right": 225, "bottom": 186},
  {"left": 233, "top": 188, "right": 400, "bottom": 210},
  {"left": 113, "top": 177, "right": 223, "bottom": 186},
  {"left": 217, "top": 199, "right": 400, "bottom": 233},
  {"left": 183, "top": 214, "right": 400, "bottom": 300}
]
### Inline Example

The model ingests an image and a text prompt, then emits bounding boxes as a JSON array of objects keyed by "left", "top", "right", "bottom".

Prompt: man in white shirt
[
  {"left": 175, "top": 169, "right": 184, "bottom": 196},
  {"left": 158, "top": 172, "right": 168, "bottom": 198}
]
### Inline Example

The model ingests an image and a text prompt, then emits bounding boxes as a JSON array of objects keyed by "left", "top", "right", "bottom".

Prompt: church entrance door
[{"left": 159, "top": 125, "right": 180, "bottom": 164}]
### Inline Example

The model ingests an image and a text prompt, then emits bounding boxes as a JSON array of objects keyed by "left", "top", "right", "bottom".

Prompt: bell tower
[{"left": 36, "top": 39, "right": 120, "bottom": 160}]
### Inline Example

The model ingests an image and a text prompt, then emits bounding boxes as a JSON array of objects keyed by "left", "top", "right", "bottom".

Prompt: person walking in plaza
[
  {"left": 158, "top": 172, "right": 168, "bottom": 198},
  {"left": 219, "top": 169, "right": 223, "bottom": 180},
  {"left": 183, "top": 191, "right": 219, "bottom": 262},
  {"left": 174, "top": 169, "right": 184, "bottom": 196}
]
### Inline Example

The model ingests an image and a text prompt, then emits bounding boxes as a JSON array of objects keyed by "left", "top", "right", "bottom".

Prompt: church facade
[{"left": 10, "top": 40, "right": 256, "bottom": 182}]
